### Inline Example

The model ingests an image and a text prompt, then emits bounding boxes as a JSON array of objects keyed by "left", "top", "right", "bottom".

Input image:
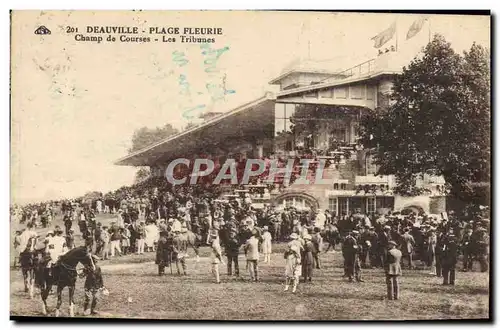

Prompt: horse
[
  {"left": 322, "top": 223, "right": 341, "bottom": 252},
  {"left": 19, "top": 236, "right": 39, "bottom": 299},
  {"left": 183, "top": 229, "right": 201, "bottom": 261},
  {"left": 35, "top": 246, "right": 96, "bottom": 317}
]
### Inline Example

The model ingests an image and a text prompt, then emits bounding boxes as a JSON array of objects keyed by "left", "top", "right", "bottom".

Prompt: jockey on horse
[
  {"left": 43, "top": 226, "right": 68, "bottom": 277},
  {"left": 17, "top": 222, "right": 39, "bottom": 298}
]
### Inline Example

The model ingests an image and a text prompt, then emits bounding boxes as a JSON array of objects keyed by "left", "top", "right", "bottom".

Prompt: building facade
[{"left": 116, "top": 50, "right": 447, "bottom": 217}]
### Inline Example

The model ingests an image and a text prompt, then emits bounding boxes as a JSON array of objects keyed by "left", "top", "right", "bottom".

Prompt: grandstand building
[{"left": 115, "top": 50, "right": 447, "bottom": 217}]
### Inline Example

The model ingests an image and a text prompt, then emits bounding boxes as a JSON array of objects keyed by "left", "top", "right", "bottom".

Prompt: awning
[{"left": 115, "top": 94, "right": 276, "bottom": 166}]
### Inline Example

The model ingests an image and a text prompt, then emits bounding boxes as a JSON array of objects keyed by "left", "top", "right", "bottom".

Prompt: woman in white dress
[
  {"left": 284, "top": 233, "right": 303, "bottom": 293},
  {"left": 261, "top": 226, "right": 272, "bottom": 263},
  {"left": 144, "top": 222, "right": 159, "bottom": 252}
]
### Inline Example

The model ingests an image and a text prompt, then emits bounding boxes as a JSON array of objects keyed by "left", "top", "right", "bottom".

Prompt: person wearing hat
[
  {"left": 342, "top": 231, "right": 362, "bottom": 282},
  {"left": 426, "top": 227, "right": 438, "bottom": 275},
  {"left": 94, "top": 223, "right": 103, "bottom": 255},
  {"left": 14, "top": 229, "right": 28, "bottom": 268},
  {"left": 63, "top": 213, "right": 73, "bottom": 236},
  {"left": 224, "top": 225, "right": 241, "bottom": 277},
  {"left": 244, "top": 229, "right": 260, "bottom": 282},
  {"left": 109, "top": 221, "right": 122, "bottom": 257},
  {"left": 401, "top": 228, "right": 416, "bottom": 269},
  {"left": 311, "top": 227, "right": 323, "bottom": 269},
  {"left": 44, "top": 227, "right": 67, "bottom": 276},
  {"left": 261, "top": 226, "right": 272, "bottom": 264},
  {"left": 474, "top": 227, "right": 489, "bottom": 272},
  {"left": 136, "top": 220, "right": 146, "bottom": 255},
  {"left": 65, "top": 228, "right": 76, "bottom": 250},
  {"left": 378, "top": 225, "right": 392, "bottom": 268},
  {"left": 441, "top": 233, "right": 458, "bottom": 285},
  {"left": 120, "top": 225, "right": 131, "bottom": 255},
  {"left": 172, "top": 228, "right": 188, "bottom": 276},
  {"left": 284, "top": 233, "right": 303, "bottom": 293},
  {"left": 301, "top": 234, "right": 315, "bottom": 282},
  {"left": 17, "top": 223, "right": 37, "bottom": 260},
  {"left": 385, "top": 240, "right": 402, "bottom": 300},
  {"left": 100, "top": 226, "right": 110, "bottom": 260},
  {"left": 360, "top": 226, "right": 376, "bottom": 268},
  {"left": 155, "top": 231, "right": 170, "bottom": 276},
  {"left": 81, "top": 254, "right": 104, "bottom": 316},
  {"left": 460, "top": 227, "right": 474, "bottom": 272},
  {"left": 209, "top": 230, "right": 223, "bottom": 284}
]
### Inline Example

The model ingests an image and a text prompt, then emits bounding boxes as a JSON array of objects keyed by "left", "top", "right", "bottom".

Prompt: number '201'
[{"left": 66, "top": 26, "right": 79, "bottom": 33}]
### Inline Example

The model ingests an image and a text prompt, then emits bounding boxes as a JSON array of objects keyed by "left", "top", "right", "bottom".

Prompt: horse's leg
[
  {"left": 29, "top": 269, "right": 35, "bottom": 299},
  {"left": 22, "top": 269, "right": 28, "bottom": 292},
  {"left": 40, "top": 285, "right": 49, "bottom": 316},
  {"left": 54, "top": 285, "right": 63, "bottom": 317},
  {"left": 68, "top": 285, "right": 75, "bottom": 317}
]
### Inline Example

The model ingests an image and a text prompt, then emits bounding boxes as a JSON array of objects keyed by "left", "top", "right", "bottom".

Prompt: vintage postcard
[{"left": 10, "top": 10, "right": 491, "bottom": 321}]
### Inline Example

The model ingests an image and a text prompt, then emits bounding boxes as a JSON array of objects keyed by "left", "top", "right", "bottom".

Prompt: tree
[
  {"left": 134, "top": 167, "right": 151, "bottom": 183},
  {"left": 184, "top": 121, "right": 198, "bottom": 131},
  {"left": 128, "top": 124, "right": 180, "bottom": 154},
  {"left": 359, "top": 35, "right": 490, "bottom": 207},
  {"left": 128, "top": 124, "right": 180, "bottom": 182}
]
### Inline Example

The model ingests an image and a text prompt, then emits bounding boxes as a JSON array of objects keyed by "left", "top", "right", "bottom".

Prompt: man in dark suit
[
  {"left": 378, "top": 225, "right": 391, "bottom": 267},
  {"left": 441, "top": 233, "right": 458, "bottom": 285},
  {"left": 385, "top": 240, "right": 402, "bottom": 300},
  {"left": 342, "top": 231, "right": 363, "bottom": 282},
  {"left": 461, "top": 228, "right": 474, "bottom": 272}
]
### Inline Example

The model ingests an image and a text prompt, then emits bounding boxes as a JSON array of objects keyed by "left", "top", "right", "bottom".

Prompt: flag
[
  {"left": 371, "top": 21, "right": 396, "bottom": 48},
  {"left": 406, "top": 17, "right": 428, "bottom": 40}
]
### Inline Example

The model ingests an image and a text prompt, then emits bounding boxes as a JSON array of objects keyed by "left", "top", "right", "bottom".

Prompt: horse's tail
[{"left": 186, "top": 231, "right": 200, "bottom": 257}]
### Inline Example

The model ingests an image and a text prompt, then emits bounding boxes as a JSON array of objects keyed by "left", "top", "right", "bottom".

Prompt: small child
[
  {"left": 210, "top": 231, "right": 223, "bottom": 284},
  {"left": 80, "top": 255, "right": 105, "bottom": 316},
  {"left": 261, "top": 226, "right": 272, "bottom": 264}
]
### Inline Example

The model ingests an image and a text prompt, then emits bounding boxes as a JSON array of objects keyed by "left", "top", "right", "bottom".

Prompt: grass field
[{"left": 9, "top": 214, "right": 490, "bottom": 320}]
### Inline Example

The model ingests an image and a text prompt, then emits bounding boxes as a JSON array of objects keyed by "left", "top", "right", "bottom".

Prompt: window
[
  {"left": 340, "top": 183, "right": 347, "bottom": 190},
  {"left": 366, "top": 154, "right": 378, "bottom": 175},
  {"left": 328, "top": 197, "right": 338, "bottom": 215},
  {"left": 335, "top": 86, "right": 348, "bottom": 99},
  {"left": 274, "top": 103, "right": 296, "bottom": 135},
  {"left": 329, "top": 120, "right": 349, "bottom": 144},
  {"left": 333, "top": 183, "right": 339, "bottom": 190},
  {"left": 367, "top": 197, "right": 376, "bottom": 214},
  {"left": 305, "top": 91, "right": 318, "bottom": 98},
  {"left": 338, "top": 197, "right": 348, "bottom": 216},
  {"left": 350, "top": 85, "right": 364, "bottom": 99},
  {"left": 319, "top": 88, "right": 333, "bottom": 98},
  {"left": 366, "top": 85, "right": 375, "bottom": 100}
]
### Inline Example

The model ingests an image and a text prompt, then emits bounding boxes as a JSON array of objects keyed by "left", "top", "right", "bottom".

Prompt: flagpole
[
  {"left": 428, "top": 17, "right": 431, "bottom": 43},
  {"left": 395, "top": 19, "right": 399, "bottom": 51}
]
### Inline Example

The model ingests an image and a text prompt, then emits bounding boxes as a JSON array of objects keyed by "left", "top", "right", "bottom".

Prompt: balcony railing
[{"left": 355, "top": 175, "right": 391, "bottom": 185}]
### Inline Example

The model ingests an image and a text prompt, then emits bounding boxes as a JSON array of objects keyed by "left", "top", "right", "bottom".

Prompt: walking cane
[{"left": 169, "top": 252, "right": 173, "bottom": 275}]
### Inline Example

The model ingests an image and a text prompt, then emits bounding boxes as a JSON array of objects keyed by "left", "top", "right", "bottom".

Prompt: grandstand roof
[{"left": 115, "top": 94, "right": 276, "bottom": 167}]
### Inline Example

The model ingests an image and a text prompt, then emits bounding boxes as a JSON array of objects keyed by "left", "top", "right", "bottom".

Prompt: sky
[{"left": 10, "top": 11, "right": 490, "bottom": 204}]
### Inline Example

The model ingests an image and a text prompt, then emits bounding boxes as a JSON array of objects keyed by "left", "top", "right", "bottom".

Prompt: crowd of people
[{"left": 12, "top": 175, "right": 490, "bottom": 301}]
